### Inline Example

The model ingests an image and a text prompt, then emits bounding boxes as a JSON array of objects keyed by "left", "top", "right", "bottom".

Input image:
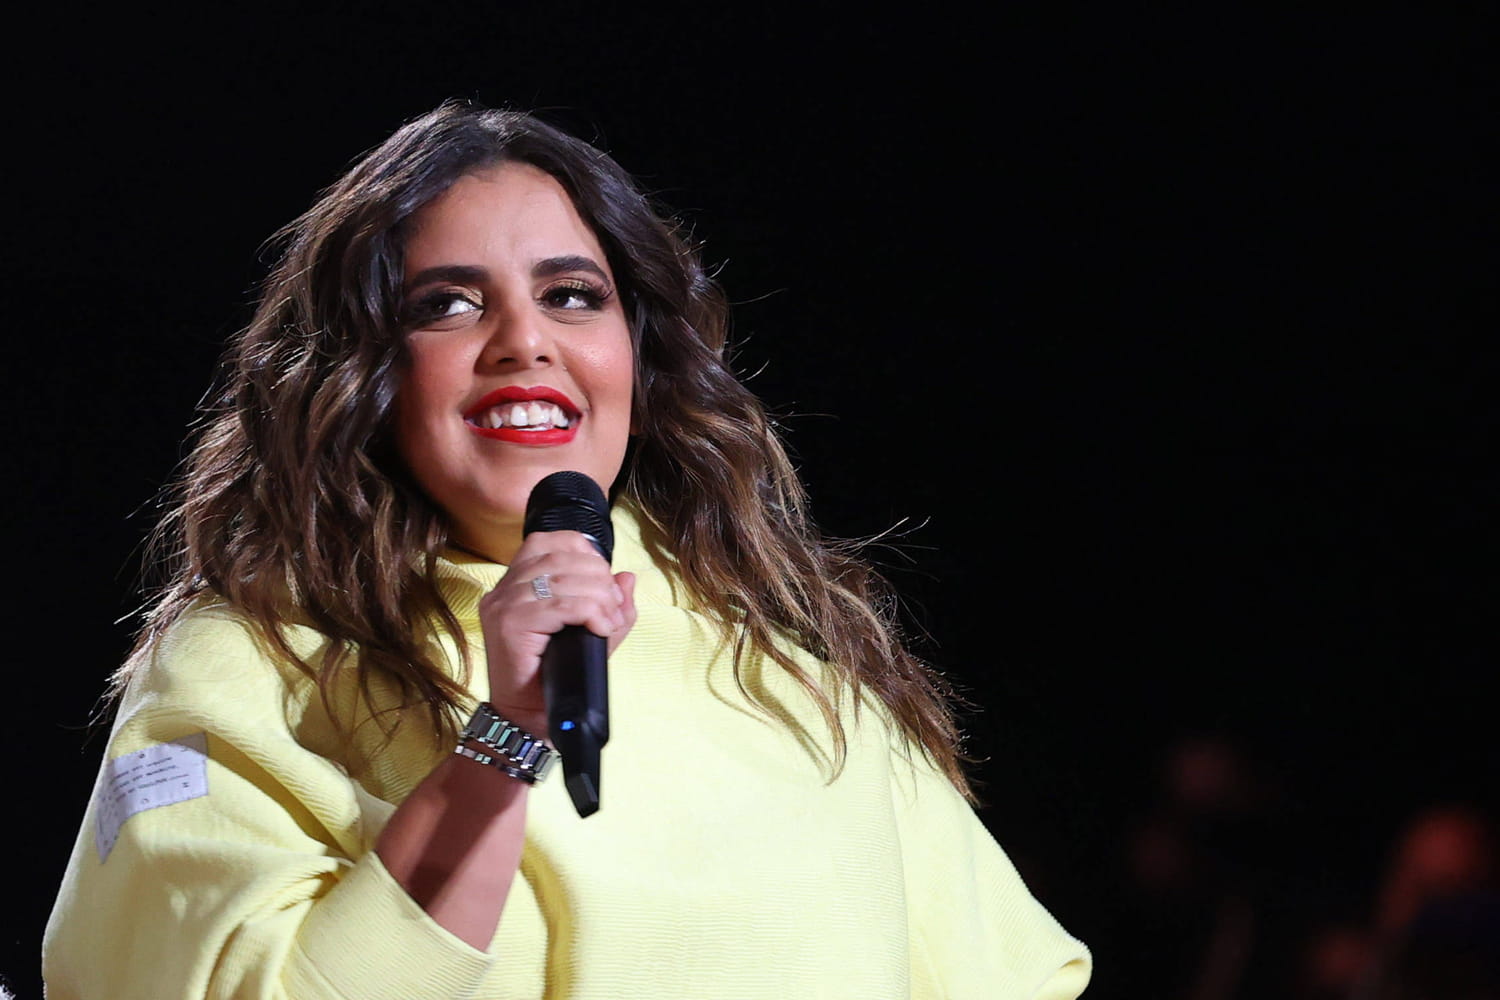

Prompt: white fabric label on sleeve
[{"left": 95, "top": 731, "right": 209, "bottom": 861}]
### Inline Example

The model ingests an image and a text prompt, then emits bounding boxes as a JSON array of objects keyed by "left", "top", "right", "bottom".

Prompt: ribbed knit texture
[{"left": 45, "top": 510, "right": 1090, "bottom": 998}]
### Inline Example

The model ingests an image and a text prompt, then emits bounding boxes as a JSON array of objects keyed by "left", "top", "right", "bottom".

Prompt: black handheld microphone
[{"left": 523, "top": 471, "right": 613, "bottom": 818}]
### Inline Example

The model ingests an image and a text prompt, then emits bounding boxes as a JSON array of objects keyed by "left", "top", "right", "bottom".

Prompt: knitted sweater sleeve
[
  {"left": 892, "top": 751, "right": 1093, "bottom": 998},
  {"left": 43, "top": 606, "right": 496, "bottom": 1000}
]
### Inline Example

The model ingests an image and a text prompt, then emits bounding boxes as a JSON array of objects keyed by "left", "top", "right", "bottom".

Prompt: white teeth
[{"left": 474, "top": 401, "right": 573, "bottom": 430}]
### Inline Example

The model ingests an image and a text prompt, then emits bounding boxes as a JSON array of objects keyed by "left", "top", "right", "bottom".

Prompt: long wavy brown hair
[{"left": 119, "top": 101, "right": 971, "bottom": 796}]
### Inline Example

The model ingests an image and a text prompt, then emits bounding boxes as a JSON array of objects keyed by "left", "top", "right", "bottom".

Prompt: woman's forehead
[{"left": 401, "top": 164, "right": 610, "bottom": 275}]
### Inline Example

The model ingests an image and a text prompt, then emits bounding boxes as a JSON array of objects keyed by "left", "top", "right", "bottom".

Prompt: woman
[{"left": 45, "top": 101, "right": 1091, "bottom": 998}]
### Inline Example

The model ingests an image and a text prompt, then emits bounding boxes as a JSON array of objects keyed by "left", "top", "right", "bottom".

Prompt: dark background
[{"left": 8, "top": 6, "right": 1493, "bottom": 998}]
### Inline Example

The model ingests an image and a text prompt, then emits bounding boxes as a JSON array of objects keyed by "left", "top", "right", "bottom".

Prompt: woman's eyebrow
[
  {"left": 403, "top": 258, "right": 609, "bottom": 291},
  {"left": 533, "top": 255, "right": 610, "bottom": 283},
  {"left": 403, "top": 264, "right": 489, "bottom": 291}
]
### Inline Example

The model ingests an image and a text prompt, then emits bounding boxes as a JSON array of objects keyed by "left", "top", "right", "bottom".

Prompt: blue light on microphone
[{"left": 560, "top": 720, "right": 576, "bottom": 731}]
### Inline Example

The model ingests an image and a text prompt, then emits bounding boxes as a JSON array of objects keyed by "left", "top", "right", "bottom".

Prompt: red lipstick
[{"left": 464, "top": 385, "right": 581, "bottom": 445}]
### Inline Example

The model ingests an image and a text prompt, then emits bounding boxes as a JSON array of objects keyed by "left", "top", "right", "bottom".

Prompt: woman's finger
[{"left": 606, "top": 572, "right": 638, "bottom": 655}]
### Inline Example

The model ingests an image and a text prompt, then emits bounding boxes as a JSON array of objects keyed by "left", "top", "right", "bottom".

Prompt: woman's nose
[{"left": 480, "top": 305, "right": 553, "bottom": 369}]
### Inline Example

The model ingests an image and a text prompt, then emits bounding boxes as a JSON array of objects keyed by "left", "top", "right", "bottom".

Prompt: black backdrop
[{"left": 9, "top": 7, "right": 1493, "bottom": 998}]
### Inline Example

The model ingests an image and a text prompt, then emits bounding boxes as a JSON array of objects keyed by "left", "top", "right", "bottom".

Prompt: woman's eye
[
  {"left": 405, "top": 291, "right": 480, "bottom": 324},
  {"left": 542, "top": 281, "right": 608, "bottom": 311}
]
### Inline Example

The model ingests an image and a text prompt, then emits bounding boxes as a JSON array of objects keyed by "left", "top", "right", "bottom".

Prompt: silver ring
[{"left": 530, "top": 574, "right": 554, "bottom": 600}]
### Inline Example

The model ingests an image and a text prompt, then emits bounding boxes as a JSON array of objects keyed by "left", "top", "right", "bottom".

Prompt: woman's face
[{"left": 393, "top": 162, "right": 635, "bottom": 563}]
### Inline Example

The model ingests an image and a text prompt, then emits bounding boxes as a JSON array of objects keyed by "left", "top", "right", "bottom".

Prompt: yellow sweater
[{"left": 45, "top": 512, "right": 1090, "bottom": 999}]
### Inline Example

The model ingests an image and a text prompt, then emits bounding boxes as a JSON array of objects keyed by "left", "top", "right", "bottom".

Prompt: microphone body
[{"left": 523, "top": 471, "right": 613, "bottom": 817}]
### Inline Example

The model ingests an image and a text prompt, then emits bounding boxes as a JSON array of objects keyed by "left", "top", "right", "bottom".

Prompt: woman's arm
[
  {"left": 891, "top": 749, "right": 1093, "bottom": 998},
  {"left": 374, "top": 751, "right": 532, "bottom": 950},
  {"left": 378, "top": 528, "right": 635, "bottom": 950}
]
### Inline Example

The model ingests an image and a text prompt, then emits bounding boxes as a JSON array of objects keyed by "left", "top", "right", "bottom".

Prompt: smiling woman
[
  {"left": 43, "top": 101, "right": 1091, "bottom": 999},
  {"left": 394, "top": 165, "right": 636, "bottom": 565}
]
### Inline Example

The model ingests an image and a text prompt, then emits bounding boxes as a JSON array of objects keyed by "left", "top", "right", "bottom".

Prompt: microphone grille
[{"left": 523, "top": 471, "right": 614, "bottom": 562}]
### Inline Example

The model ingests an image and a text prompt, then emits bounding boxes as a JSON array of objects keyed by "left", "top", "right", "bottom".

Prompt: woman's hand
[{"left": 478, "top": 530, "right": 637, "bottom": 738}]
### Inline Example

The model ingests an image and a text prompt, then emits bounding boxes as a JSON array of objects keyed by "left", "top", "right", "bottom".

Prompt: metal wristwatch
[{"left": 455, "top": 702, "right": 557, "bottom": 784}]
